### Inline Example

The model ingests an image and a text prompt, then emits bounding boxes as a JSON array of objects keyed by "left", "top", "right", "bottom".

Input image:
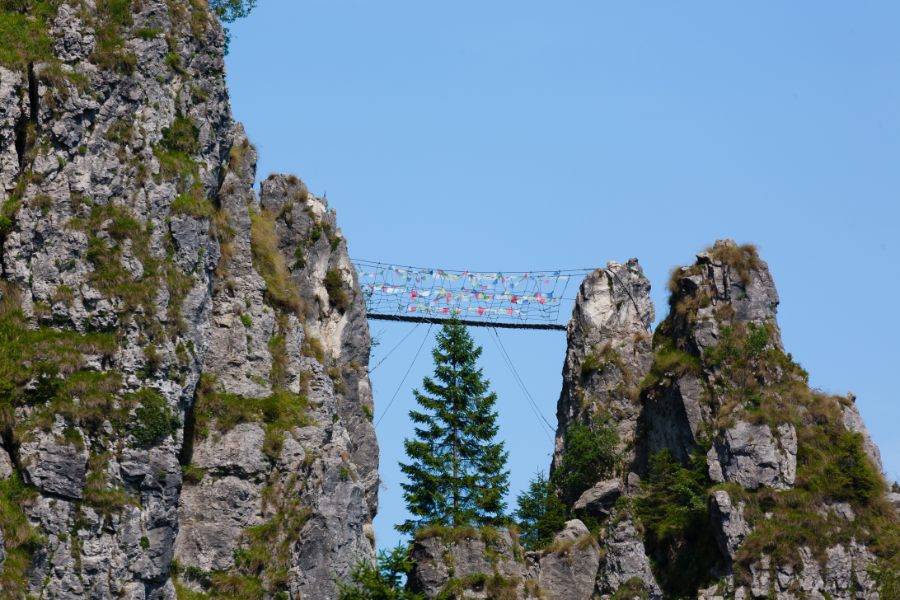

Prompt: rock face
[
  {"left": 408, "top": 520, "right": 600, "bottom": 600},
  {"left": 552, "top": 259, "right": 655, "bottom": 471},
  {"left": 550, "top": 240, "right": 898, "bottom": 600},
  {"left": 0, "top": 2, "right": 376, "bottom": 598}
]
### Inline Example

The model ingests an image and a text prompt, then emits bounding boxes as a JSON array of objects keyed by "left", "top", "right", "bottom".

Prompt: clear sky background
[{"left": 224, "top": 1, "right": 900, "bottom": 551}]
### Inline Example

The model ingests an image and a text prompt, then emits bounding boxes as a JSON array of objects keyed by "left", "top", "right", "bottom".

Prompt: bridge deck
[{"left": 366, "top": 313, "right": 567, "bottom": 331}]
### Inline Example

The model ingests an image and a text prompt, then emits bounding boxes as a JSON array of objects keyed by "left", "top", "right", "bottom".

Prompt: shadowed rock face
[{"left": 0, "top": 2, "right": 376, "bottom": 598}]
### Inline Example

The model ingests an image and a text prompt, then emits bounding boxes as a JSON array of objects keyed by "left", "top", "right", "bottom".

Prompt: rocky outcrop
[
  {"left": 0, "top": 2, "right": 376, "bottom": 598},
  {"left": 408, "top": 520, "right": 600, "bottom": 600},
  {"left": 707, "top": 421, "right": 797, "bottom": 490},
  {"left": 409, "top": 528, "right": 529, "bottom": 599},
  {"left": 709, "top": 491, "right": 749, "bottom": 561},
  {"left": 597, "top": 518, "right": 662, "bottom": 599},
  {"left": 550, "top": 241, "right": 896, "bottom": 599},
  {"left": 552, "top": 259, "right": 654, "bottom": 473}
]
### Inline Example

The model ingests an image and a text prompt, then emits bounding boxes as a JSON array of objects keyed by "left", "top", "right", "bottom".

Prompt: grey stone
[
  {"left": 409, "top": 528, "right": 529, "bottom": 599},
  {"left": 841, "top": 403, "right": 883, "bottom": 473},
  {"left": 553, "top": 259, "right": 654, "bottom": 475},
  {"left": 0, "top": 447, "right": 13, "bottom": 480},
  {"left": 710, "top": 490, "right": 750, "bottom": 560},
  {"left": 190, "top": 422, "right": 270, "bottom": 477},
  {"left": 598, "top": 518, "right": 662, "bottom": 599},
  {"left": 888, "top": 492, "right": 900, "bottom": 512},
  {"left": 20, "top": 431, "right": 88, "bottom": 500},
  {"left": 174, "top": 476, "right": 263, "bottom": 572},
  {"left": 710, "top": 421, "right": 797, "bottom": 490},
  {"left": 573, "top": 478, "right": 622, "bottom": 516},
  {"left": 537, "top": 519, "right": 600, "bottom": 600}
]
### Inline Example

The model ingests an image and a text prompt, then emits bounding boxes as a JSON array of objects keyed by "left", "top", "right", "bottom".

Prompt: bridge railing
[{"left": 353, "top": 260, "right": 592, "bottom": 330}]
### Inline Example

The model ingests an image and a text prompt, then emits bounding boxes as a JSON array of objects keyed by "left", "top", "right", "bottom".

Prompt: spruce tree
[{"left": 397, "top": 321, "right": 509, "bottom": 534}]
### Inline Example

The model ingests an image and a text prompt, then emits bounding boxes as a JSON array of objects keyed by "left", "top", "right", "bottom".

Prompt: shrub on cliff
[{"left": 339, "top": 546, "right": 424, "bottom": 600}]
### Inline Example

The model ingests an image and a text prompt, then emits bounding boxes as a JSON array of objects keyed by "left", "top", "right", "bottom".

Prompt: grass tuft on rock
[
  {"left": 250, "top": 208, "right": 303, "bottom": 314},
  {"left": 192, "top": 374, "right": 312, "bottom": 460}
]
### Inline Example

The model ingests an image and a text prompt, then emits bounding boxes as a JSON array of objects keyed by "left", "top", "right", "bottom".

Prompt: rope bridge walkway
[{"left": 353, "top": 260, "right": 594, "bottom": 331}]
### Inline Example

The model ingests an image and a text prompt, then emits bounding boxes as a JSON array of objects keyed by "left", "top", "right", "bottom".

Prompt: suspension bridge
[
  {"left": 353, "top": 260, "right": 594, "bottom": 331},
  {"left": 353, "top": 260, "right": 595, "bottom": 433}
]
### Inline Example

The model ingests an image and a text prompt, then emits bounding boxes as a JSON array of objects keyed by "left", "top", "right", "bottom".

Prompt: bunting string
[{"left": 353, "top": 260, "right": 592, "bottom": 327}]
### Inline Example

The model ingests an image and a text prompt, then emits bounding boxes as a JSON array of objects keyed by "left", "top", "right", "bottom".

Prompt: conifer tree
[{"left": 397, "top": 322, "right": 509, "bottom": 534}]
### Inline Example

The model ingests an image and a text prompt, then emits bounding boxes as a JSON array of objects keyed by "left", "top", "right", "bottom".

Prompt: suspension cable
[
  {"left": 489, "top": 328, "right": 555, "bottom": 441},
  {"left": 374, "top": 323, "right": 433, "bottom": 428},
  {"left": 369, "top": 322, "right": 421, "bottom": 374}
]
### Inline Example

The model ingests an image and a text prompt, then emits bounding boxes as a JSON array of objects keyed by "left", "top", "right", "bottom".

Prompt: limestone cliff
[{"left": 0, "top": 2, "right": 376, "bottom": 598}]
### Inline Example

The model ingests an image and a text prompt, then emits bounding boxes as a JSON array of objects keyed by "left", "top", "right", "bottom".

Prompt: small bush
[
  {"left": 181, "top": 464, "right": 207, "bottom": 485},
  {"left": 641, "top": 336, "right": 702, "bottom": 389},
  {"left": 554, "top": 415, "right": 619, "bottom": 505},
  {"left": 128, "top": 389, "right": 180, "bottom": 447},
  {"left": 706, "top": 241, "right": 761, "bottom": 286},
  {"left": 0, "top": 472, "right": 42, "bottom": 597},
  {"left": 635, "top": 449, "right": 720, "bottom": 596},
  {"left": 324, "top": 268, "right": 350, "bottom": 312},
  {"left": 338, "top": 545, "right": 423, "bottom": 600},
  {"left": 161, "top": 114, "right": 201, "bottom": 155},
  {"left": 611, "top": 577, "right": 650, "bottom": 600}
]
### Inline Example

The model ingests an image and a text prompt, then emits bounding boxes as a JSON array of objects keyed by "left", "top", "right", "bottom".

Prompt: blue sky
[{"left": 225, "top": 1, "right": 900, "bottom": 551}]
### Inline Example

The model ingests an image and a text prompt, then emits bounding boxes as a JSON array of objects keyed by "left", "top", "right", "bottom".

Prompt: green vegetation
[
  {"left": 93, "top": 0, "right": 137, "bottom": 73},
  {"left": 83, "top": 452, "right": 138, "bottom": 516},
  {"left": 635, "top": 449, "right": 719, "bottom": 596},
  {"left": 0, "top": 283, "right": 121, "bottom": 439},
  {"left": 640, "top": 334, "right": 702, "bottom": 390},
  {"left": 398, "top": 322, "right": 509, "bottom": 534},
  {"left": 193, "top": 374, "right": 312, "bottom": 460},
  {"left": 71, "top": 202, "right": 162, "bottom": 322},
  {"left": 181, "top": 464, "right": 207, "bottom": 485},
  {"left": 514, "top": 470, "right": 566, "bottom": 550},
  {"left": 250, "top": 208, "right": 303, "bottom": 314},
  {"left": 338, "top": 545, "right": 423, "bottom": 600},
  {"left": 231, "top": 476, "right": 311, "bottom": 595},
  {"left": 0, "top": 1, "right": 55, "bottom": 70},
  {"left": 553, "top": 415, "right": 619, "bottom": 506},
  {"left": 0, "top": 472, "right": 43, "bottom": 596},
  {"left": 511, "top": 416, "right": 618, "bottom": 550},
  {"left": 580, "top": 343, "right": 624, "bottom": 378},
  {"left": 209, "top": 0, "right": 258, "bottom": 53},
  {"left": 105, "top": 119, "right": 133, "bottom": 145},
  {"left": 172, "top": 193, "right": 215, "bottom": 219},
  {"left": 706, "top": 241, "right": 761, "bottom": 286},
  {"left": 324, "top": 268, "right": 351, "bottom": 312},
  {"left": 174, "top": 476, "right": 312, "bottom": 598},
  {"left": 610, "top": 577, "right": 650, "bottom": 600},
  {"left": 128, "top": 388, "right": 180, "bottom": 447}
]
